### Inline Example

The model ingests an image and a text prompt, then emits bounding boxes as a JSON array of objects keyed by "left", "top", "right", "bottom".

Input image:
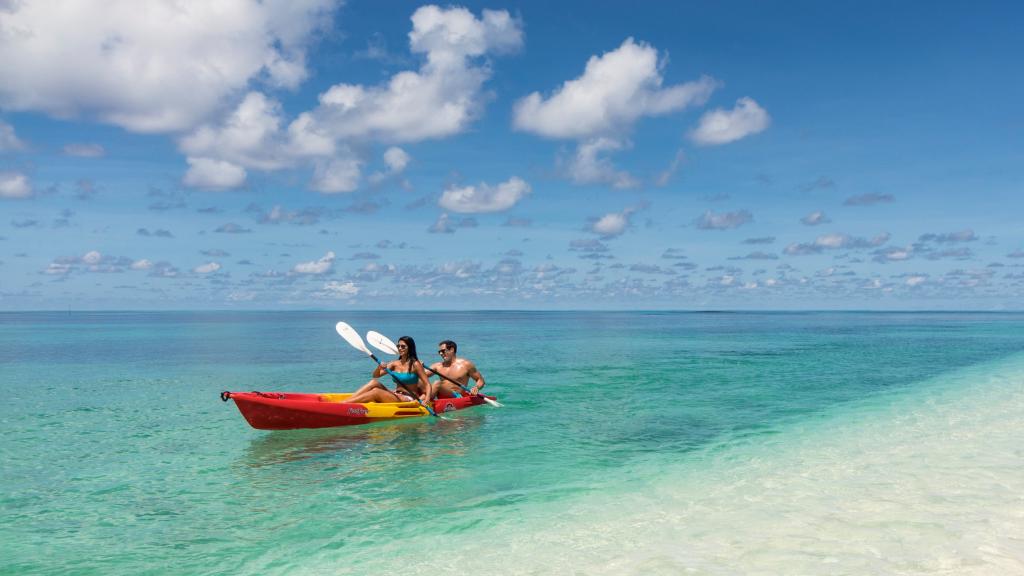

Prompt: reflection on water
[
  {"left": 240, "top": 412, "right": 486, "bottom": 468},
  {"left": 230, "top": 413, "right": 491, "bottom": 524}
]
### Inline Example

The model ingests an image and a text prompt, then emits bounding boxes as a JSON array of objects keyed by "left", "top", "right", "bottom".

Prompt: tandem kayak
[{"left": 220, "top": 391, "right": 496, "bottom": 430}]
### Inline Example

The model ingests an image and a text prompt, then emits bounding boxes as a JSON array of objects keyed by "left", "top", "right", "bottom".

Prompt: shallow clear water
[{"left": 2, "top": 311, "right": 1023, "bottom": 574}]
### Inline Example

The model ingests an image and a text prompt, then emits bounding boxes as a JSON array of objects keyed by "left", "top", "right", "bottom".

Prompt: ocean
[{"left": 2, "top": 311, "right": 1022, "bottom": 574}]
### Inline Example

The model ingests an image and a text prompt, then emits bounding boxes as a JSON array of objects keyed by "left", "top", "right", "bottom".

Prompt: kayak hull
[{"left": 222, "top": 391, "right": 494, "bottom": 430}]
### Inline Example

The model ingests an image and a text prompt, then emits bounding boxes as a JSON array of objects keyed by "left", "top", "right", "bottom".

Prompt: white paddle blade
[
  {"left": 366, "top": 331, "right": 399, "bottom": 355},
  {"left": 483, "top": 397, "right": 503, "bottom": 407},
  {"left": 335, "top": 321, "right": 372, "bottom": 356}
]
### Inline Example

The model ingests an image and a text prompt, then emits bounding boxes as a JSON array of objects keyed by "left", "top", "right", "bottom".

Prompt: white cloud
[
  {"left": 815, "top": 233, "right": 847, "bottom": 249},
  {"left": 689, "top": 97, "right": 770, "bottom": 146},
  {"left": 44, "top": 263, "right": 72, "bottom": 275},
  {"left": 166, "top": 6, "right": 517, "bottom": 193},
  {"left": 320, "top": 280, "right": 359, "bottom": 298},
  {"left": 918, "top": 229, "right": 977, "bottom": 243},
  {"left": 439, "top": 176, "right": 531, "bottom": 213},
  {"left": 655, "top": 150, "right": 686, "bottom": 187},
  {"left": 180, "top": 92, "right": 293, "bottom": 171},
  {"left": 1, "top": 120, "right": 25, "bottom": 151},
  {"left": 194, "top": 262, "right": 221, "bottom": 274},
  {"left": 785, "top": 232, "right": 890, "bottom": 255},
  {"left": 383, "top": 146, "right": 410, "bottom": 172},
  {"left": 429, "top": 213, "right": 455, "bottom": 234},
  {"left": 801, "top": 210, "right": 830, "bottom": 226},
  {"left": 293, "top": 6, "right": 522, "bottom": 144},
  {"left": 905, "top": 275, "right": 928, "bottom": 286},
  {"left": 293, "top": 251, "right": 335, "bottom": 274},
  {"left": 513, "top": 38, "right": 716, "bottom": 140},
  {"left": 310, "top": 156, "right": 362, "bottom": 194},
  {"left": 591, "top": 208, "right": 636, "bottom": 238},
  {"left": 183, "top": 158, "right": 247, "bottom": 190},
  {"left": 368, "top": 146, "right": 411, "bottom": 184},
  {"left": 0, "top": 0, "right": 338, "bottom": 133},
  {"left": 566, "top": 138, "right": 639, "bottom": 189},
  {"left": 130, "top": 259, "right": 153, "bottom": 271},
  {"left": 82, "top": 250, "right": 102, "bottom": 265},
  {"left": 0, "top": 171, "right": 32, "bottom": 198},
  {"left": 63, "top": 143, "right": 106, "bottom": 157},
  {"left": 695, "top": 209, "right": 753, "bottom": 230}
]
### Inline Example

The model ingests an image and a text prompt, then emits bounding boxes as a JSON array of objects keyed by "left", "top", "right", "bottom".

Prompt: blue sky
[{"left": 1, "top": 0, "right": 1022, "bottom": 310}]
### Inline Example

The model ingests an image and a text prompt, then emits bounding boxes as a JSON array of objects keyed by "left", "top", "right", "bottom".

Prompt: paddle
[
  {"left": 366, "top": 330, "right": 502, "bottom": 407},
  {"left": 334, "top": 321, "right": 440, "bottom": 418}
]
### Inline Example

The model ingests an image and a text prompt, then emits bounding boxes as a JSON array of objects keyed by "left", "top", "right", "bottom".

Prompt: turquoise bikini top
[{"left": 390, "top": 371, "right": 419, "bottom": 386}]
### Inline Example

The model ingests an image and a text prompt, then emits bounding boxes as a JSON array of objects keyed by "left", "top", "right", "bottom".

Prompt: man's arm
[{"left": 467, "top": 361, "right": 485, "bottom": 394}]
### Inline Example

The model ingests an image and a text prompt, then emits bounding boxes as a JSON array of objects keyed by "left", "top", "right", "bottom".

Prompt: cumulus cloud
[
  {"left": 695, "top": 209, "right": 753, "bottom": 230},
  {"left": 689, "top": 97, "right": 770, "bottom": 146},
  {"left": 137, "top": 228, "right": 174, "bottom": 238},
  {"left": 0, "top": 171, "right": 32, "bottom": 198},
  {"left": 918, "top": 229, "right": 977, "bottom": 243},
  {"left": 183, "top": 157, "right": 247, "bottom": 190},
  {"left": 590, "top": 207, "right": 639, "bottom": 239},
  {"left": 565, "top": 137, "right": 639, "bottom": 188},
  {"left": 439, "top": 177, "right": 531, "bottom": 213},
  {"left": 742, "top": 236, "right": 775, "bottom": 245},
  {"left": 800, "top": 210, "right": 830, "bottom": 226},
  {"left": 514, "top": 38, "right": 715, "bottom": 140},
  {"left": 428, "top": 212, "right": 478, "bottom": 234},
  {"left": 193, "top": 262, "right": 221, "bottom": 274},
  {"left": 319, "top": 280, "right": 359, "bottom": 298},
  {"left": 799, "top": 176, "right": 835, "bottom": 193},
  {"left": 63, "top": 143, "right": 105, "bottom": 157},
  {"left": 0, "top": 0, "right": 338, "bottom": 133},
  {"left": 215, "top": 223, "right": 252, "bottom": 234},
  {"left": 43, "top": 250, "right": 139, "bottom": 275},
  {"left": 512, "top": 37, "right": 718, "bottom": 189},
  {"left": 180, "top": 92, "right": 294, "bottom": 176},
  {"left": 785, "top": 232, "right": 890, "bottom": 255},
  {"left": 292, "top": 251, "right": 335, "bottom": 274},
  {"left": 293, "top": 6, "right": 522, "bottom": 146},
  {"left": 368, "top": 146, "right": 412, "bottom": 184},
  {"left": 1, "top": 120, "right": 25, "bottom": 151},
  {"left": 729, "top": 251, "right": 778, "bottom": 260},
  {"left": 844, "top": 193, "right": 894, "bottom": 206},
  {"left": 309, "top": 155, "right": 363, "bottom": 194},
  {"left": 871, "top": 246, "right": 912, "bottom": 263}
]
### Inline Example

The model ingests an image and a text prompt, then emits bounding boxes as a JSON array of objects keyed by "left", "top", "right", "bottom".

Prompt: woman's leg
[
  {"left": 347, "top": 387, "right": 402, "bottom": 404},
  {"left": 350, "top": 378, "right": 386, "bottom": 396}
]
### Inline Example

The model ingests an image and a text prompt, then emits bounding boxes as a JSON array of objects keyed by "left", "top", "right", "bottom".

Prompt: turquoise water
[{"left": 2, "top": 311, "right": 1023, "bottom": 574}]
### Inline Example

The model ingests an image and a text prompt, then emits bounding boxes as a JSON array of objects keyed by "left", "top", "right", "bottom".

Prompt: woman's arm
[{"left": 414, "top": 360, "right": 434, "bottom": 401}]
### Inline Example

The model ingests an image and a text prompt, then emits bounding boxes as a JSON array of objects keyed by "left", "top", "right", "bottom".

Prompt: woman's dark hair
[{"left": 398, "top": 336, "right": 419, "bottom": 369}]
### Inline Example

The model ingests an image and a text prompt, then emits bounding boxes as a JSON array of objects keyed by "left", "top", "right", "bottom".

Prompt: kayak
[{"left": 220, "top": 391, "right": 495, "bottom": 430}]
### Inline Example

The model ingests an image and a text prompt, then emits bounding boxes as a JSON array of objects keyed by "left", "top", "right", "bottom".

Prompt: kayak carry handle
[{"left": 220, "top": 391, "right": 232, "bottom": 402}]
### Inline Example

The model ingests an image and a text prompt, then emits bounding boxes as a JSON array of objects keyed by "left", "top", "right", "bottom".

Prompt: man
[{"left": 429, "top": 340, "right": 486, "bottom": 398}]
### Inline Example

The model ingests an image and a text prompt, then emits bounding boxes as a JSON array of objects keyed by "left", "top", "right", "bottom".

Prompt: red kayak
[{"left": 221, "top": 391, "right": 495, "bottom": 430}]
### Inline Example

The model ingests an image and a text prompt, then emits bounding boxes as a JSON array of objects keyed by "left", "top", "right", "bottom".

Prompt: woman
[{"left": 345, "top": 336, "right": 433, "bottom": 404}]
